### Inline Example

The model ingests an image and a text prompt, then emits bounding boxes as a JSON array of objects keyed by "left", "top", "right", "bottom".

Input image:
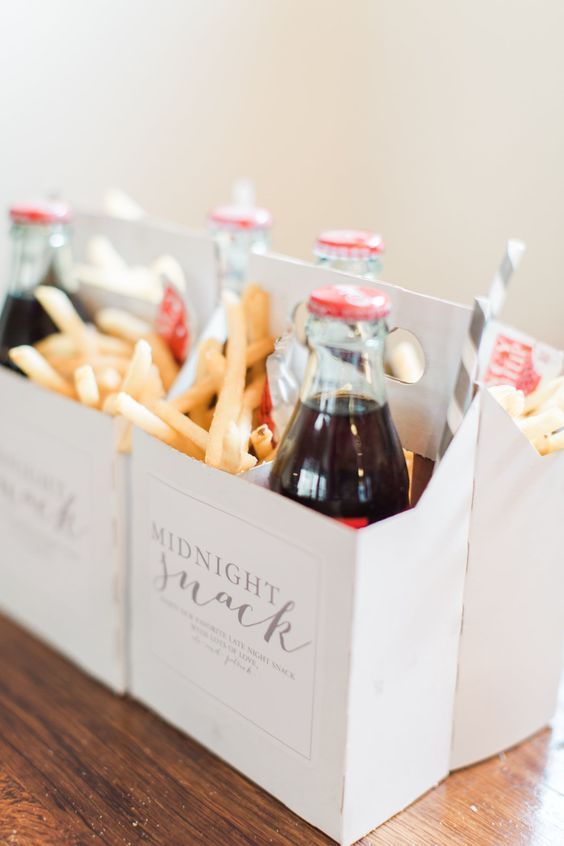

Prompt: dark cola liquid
[
  {"left": 270, "top": 393, "right": 409, "bottom": 526},
  {"left": 0, "top": 293, "right": 57, "bottom": 369},
  {"left": 0, "top": 282, "right": 90, "bottom": 370}
]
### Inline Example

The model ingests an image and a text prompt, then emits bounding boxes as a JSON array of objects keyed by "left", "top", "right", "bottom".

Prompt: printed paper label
[
  {"left": 480, "top": 322, "right": 563, "bottom": 395},
  {"left": 146, "top": 475, "right": 320, "bottom": 758},
  {"left": 0, "top": 418, "right": 93, "bottom": 608}
]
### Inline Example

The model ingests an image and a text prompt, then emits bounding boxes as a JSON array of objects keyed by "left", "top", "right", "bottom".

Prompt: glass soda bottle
[
  {"left": 270, "top": 284, "right": 409, "bottom": 527},
  {"left": 0, "top": 200, "right": 89, "bottom": 368},
  {"left": 208, "top": 180, "right": 272, "bottom": 294},
  {"left": 314, "top": 229, "right": 384, "bottom": 279}
]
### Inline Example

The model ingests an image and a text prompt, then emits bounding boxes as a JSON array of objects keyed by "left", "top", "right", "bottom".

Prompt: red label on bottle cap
[
  {"left": 336, "top": 517, "right": 369, "bottom": 529},
  {"left": 484, "top": 333, "right": 541, "bottom": 395},
  {"left": 308, "top": 284, "right": 390, "bottom": 321},
  {"left": 155, "top": 284, "right": 190, "bottom": 363}
]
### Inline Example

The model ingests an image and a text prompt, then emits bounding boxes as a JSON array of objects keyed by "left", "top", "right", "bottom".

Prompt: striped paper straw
[{"left": 437, "top": 239, "right": 526, "bottom": 460}]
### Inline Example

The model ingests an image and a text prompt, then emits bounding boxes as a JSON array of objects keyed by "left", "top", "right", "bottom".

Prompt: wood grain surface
[{"left": 0, "top": 612, "right": 563, "bottom": 846}]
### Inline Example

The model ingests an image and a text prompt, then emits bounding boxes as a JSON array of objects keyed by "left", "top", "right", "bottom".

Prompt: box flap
[{"left": 341, "top": 396, "right": 480, "bottom": 844}]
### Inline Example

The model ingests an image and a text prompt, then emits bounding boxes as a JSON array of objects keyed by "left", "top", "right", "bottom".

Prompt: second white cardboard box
[
  {"left": 129, "top": 254, "right": 477, "bottom": 843},
  {"left": 451, "top": 388, "right": 564, "bottom": 768}
]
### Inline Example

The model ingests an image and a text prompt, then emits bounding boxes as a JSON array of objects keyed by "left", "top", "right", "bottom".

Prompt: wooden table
[{"left": 1, "top": 613, "right": 563, "bottom": 846}]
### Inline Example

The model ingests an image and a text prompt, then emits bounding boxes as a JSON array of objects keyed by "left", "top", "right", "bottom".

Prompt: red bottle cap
[
  {"left": 308, "top": 284, "right": 391, "bottom": 321},
  {"left": 9, "top": 200, "right": 72, "bottom": 225},
  {"left": 209, "top": 204, "right": 272, "bottom": 231},
  {"left": 315, "top": 229, "right": 384, "bottom": 260}
]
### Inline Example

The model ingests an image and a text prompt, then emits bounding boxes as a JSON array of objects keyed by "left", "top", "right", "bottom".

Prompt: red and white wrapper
[
  {"left": 155, "top": 283, "right": 193, "bottom": 364},
  {"left": 479, "top": 321, "right": 563, "bottom": 395}
]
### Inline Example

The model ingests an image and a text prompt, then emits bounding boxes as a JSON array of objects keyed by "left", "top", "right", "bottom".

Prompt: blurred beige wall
[{"left": 1, "top": 0, "right": 563, "bottom": 344}]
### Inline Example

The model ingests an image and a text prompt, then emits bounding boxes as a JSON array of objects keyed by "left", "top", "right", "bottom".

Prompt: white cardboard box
[
  {"left": 0, "top": 212, "right": 217, "bottom": 691},
  {"left": 129, "top": 254, "right": 478, "bottom": 843},
  {"left": 451, "top": 388, "right": 564, "bottom": 768}
]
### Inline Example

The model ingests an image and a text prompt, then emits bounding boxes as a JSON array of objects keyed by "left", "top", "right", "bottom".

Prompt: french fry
[
  {"left": 74, "top": 365, "right": 100, "bottom": 408},
  {"left": 116, "top": 392, "right": 173, "bottom": 436},
  {"left": 250, "top": 424, "right": 274, "bottom": 461},
  {"left": 87, "top": 235, "right": 128, "bottom": 272},
  {"left": 172, "top": 337, "right": 274, "bottom": 413},
  {"left": 35, "top": 286, "right": 92, "bottom": 352},
  {"left": 202, "top": 408, "right": 215, "bottom": 430},
  {"left": 243, "top": 374, "right": 266, "bottom": 410},
  {"left": 516, "top": 409, "right": 564, "bottom": 442},
  {"left": 537, "top": 384, "right": 564, "bottom": 415},
  {"left": 222, "top": 421, "right": 258, "bottom": 473},
  {"left": 222, "top": 422, "right": 248, "bottom": 474},
  {"left": 35, "top": 332, "right": 77, "bottom": 360},
  {"left": 171, "top": 377, "right": 218, "bottom": 414},
  {"left": 184, "top": 345, "right": 226, "bottom": 424},
  {"left": 146, "top": 333, "right": 179, "bottom": 391},
  {"left": 117, "top": 419, "right": 133, "bottom": 454},
  {"left": 150, "top": 399, "right": 209, "bottom": 452},
  {"left": 152, "top": 254, "right": 186, "bottom": 292},
  {"left": 97, "top": 366, "right": 122, "bottom": 394},
  {"left": 116, "top": 340, "right": 153, "bottom": 452},
  {"left": 140, "top": 365, "right": 165, "bottom": 404},
  {"left": 205, "top": 347, "right": 227, "bottom": 380},
  {"left": 53, "top": 354, "right": 131, "bottom": 379},
  {"left": 489, "top": 380, "right": 564, "bottom": 457},
  {"left": 115, "top": 393, "right": 201, "bottom": 457},
  {"left": 196, "top": 338, "right": 223, "bottom": 379},
  {"left": 246, "top": 336, "right": 275, "bottom": 365},
  {"left": 120, "top": 339, "right": 153, "bottom": 400},
  {"left": 543, "top": 428, "right": 564, "bottom": 454},
  {"left": 190, "top": 339, "right": 222, "bottom": 427},
  {"left": 243, "top": 284, "right": 270, "bottom": 341},
  {"left": 9, "top": 345, "right": 74, "bottom": 397},
  {"left": 103, "top": 393, "right": 119, "bottom": 415},
  {"left": 488, "top": 385, "right": 525, "bottom": 418},
  {"left": 240, "top": 453, "right": 259, "bottom": 472},
  {"left": 189, "top": 405, "right": 212, "bottom": 430},
  {"left": 95, "top": 333, "right": 134, "bottom": 357},
  {"left": 523, "top": 377, "right": 564, "bottom": 415},
  {"left": 238, "top": 405, "right": 254, "bottom": 458},
  {"left": 96, "top": 308, "right": 152, "bottom": 342},
  {"left": 403, "top": 448, "right": 414, "bottom": 500},
  {"left": 243, "top": 284, "right": 270, "bottom": 378},
  {"left": 206, "top": 296, "right": 247, "bottom": 469},
  {"left": 36, "top": 330, "right": 133, "bottom": 361}
]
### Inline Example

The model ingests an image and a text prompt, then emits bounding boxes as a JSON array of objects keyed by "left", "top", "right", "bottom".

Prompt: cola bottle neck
[
  {"left": 7, "top": 222, "right": 76, "bottom": 297},
  {"left": 301, "top": 314, "right": 388, "bottom": 410}
]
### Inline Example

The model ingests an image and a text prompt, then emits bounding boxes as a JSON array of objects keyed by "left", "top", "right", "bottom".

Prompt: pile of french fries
[
  {"left": 8, "top": 285, "right": 181, "bottom": 450},
  {"left": 75, "top": 235, "right": 187, "bottom": 304},
  {"left": 137, "top": 283, "right": 276, "bottom": 473},
  {"left": 489, "top": 378, "right": 564, "bottom": 455},
  {"left": 8, "top": 283, "right": 276, "bottom": 474}
]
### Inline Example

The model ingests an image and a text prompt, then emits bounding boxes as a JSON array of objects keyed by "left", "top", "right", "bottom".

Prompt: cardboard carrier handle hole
[{"left": 385, "top": 327, "right": 426, "bottom": 385}]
